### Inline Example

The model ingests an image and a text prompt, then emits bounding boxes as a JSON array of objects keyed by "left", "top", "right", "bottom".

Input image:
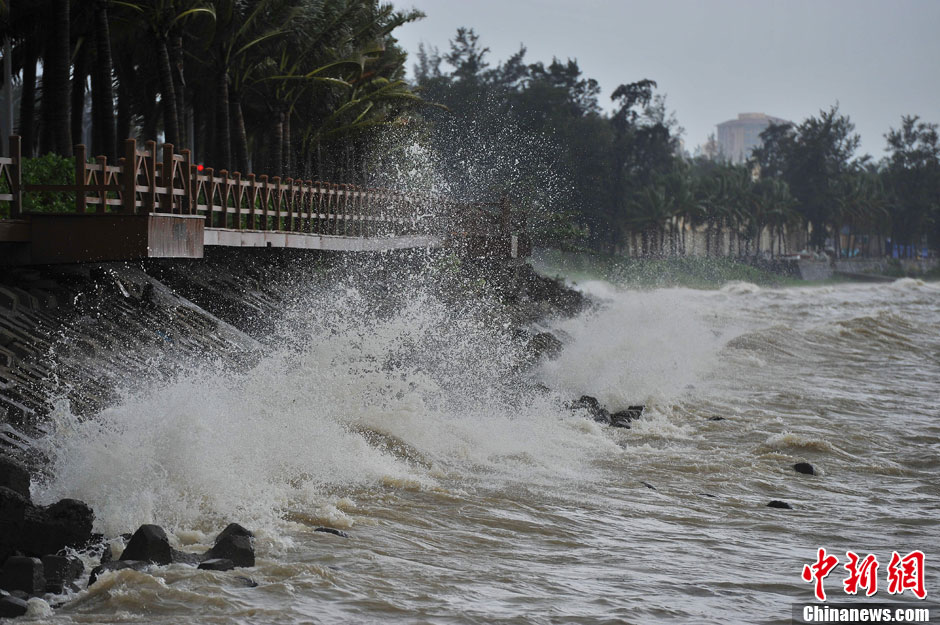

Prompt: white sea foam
[
  {"left": 537, "top": 284, "right": 727, "bottom": 409},
  {"left": 33, "top": 282, "right": 617, "bottom": 538}
]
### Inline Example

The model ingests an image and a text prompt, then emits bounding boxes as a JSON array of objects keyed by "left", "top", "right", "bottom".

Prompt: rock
[
  {"left": 0, "top": 457, "right": 31, "bottom": 499},
  {"left": 569, "top": 395, "right": 610, "bottom": 424},
  {"left": 1, "top": 556, "right": 45, "bottom": 595},
  {"left": 767, "top": 500, "right": 793, "bottom": 509},
  {"left": 120, "top": 525, "right": 172, "bottom": 565},
  {"left": 0, "top": 486, "right": 29, "bottom": 522},
  {"left": 611, "top": 405, "right": 644, "bottom": 428},
  {"left": 314, "top": 527, "right": 349, "bottom": 538},
  {"left": 88, "top": 560, "right": 149, "bottom": 586},
  {"left": 526, "top": 332, "right": 563, "bottom": 361},
  {"left": 0, "top": 487, "right": 29, "bottom": 561},
  {"left": 793, "top": 462, "right": 816, "bottom": 476},
  {"left": 214, "top": 523, "right": 253, "bottom": 544},
  {"left": 0, "top": 591, "right": 29, "bottom": 618},
  {"left": 17, "top": 499, "right": 95, "bottom": 557},
  {"left": 198, "top": 559, "right": 234, "bottom": 572},
  {"left": 205, "top": 533, "right": 254, "bottom": 568},
  {"left": 41, "top": 555, "right": 83, "bottom": 594}
]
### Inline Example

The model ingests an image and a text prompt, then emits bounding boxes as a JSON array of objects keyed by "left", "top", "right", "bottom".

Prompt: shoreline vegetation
[{"left": 532, "top": 248, "right": 940, "bottom": 290}]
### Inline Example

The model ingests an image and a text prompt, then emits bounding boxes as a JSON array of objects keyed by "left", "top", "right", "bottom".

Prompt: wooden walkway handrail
[{"left": 1, "top": 137, "right": 514, "bottom": 242}]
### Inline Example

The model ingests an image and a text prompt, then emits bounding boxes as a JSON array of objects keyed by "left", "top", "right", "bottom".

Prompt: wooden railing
[
  {"left": 0, "top": 136, "right": 22, "bottom": 217},
  {"left": 1, "top": 137, "right": 487, "bottom": 239}
]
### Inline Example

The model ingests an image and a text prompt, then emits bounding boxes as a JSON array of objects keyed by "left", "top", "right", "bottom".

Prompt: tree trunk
[
  {"left": 271, "top": 109, "right": 284, "bottom": 175},
  {"left": 18, "top": 39, "right": 38, "bottom": 157},
  {"left": 283, "top": 108, "right": 291, "bottom": 176},
  {"left": 92, "top": 0, "right": 116, "bottom": 160},
  {"left": 71, "top": 42, "right": 89, "bottom": 148},
  {"left": 41, "top": 0, "right": 72, "bottom": 156},
  {"left": 216, "top": 68, "right": 231, "bottom": 170},
  {"left": 116, "top": 61, "right": 131, "bottom": 142},
  {"left": 230, "top": 95, "right": 248, "bottom": 174},
  {"left": 170, "top": 34, "right": 186, "bottom": 150},
  {"left": 156, "top": 37, "right": 178, "bottom": 146}
]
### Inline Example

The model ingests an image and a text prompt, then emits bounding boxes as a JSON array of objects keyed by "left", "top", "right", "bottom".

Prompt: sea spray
[{"left": 31, "top": 260, "right": 615, "bottom": 540}]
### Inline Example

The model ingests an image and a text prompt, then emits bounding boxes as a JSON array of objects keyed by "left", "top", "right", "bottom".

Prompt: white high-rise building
[{"left": 716, "top": 113, "right": 789, "bottom": 163}]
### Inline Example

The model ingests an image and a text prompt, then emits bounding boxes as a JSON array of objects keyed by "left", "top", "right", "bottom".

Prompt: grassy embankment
[{"left": 531, "top": 248, "right": 839, "bottom": 290}]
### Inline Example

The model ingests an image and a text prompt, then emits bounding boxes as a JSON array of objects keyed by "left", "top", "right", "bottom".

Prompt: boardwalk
[{"left": 1, "top": 136, "right": 526, "bottom": 265}]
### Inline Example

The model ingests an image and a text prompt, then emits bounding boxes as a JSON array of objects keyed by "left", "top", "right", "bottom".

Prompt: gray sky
[{"left": 393, "top": 0, "right": 940, "bottom": 159}]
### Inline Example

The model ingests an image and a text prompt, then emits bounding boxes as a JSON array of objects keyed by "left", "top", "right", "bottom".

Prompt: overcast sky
[{"left": 393, "top": 0, "right": 940, "bottom": 159}]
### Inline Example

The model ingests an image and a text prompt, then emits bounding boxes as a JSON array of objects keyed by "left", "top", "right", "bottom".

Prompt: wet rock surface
[
  {"left": 569, "top": 395, "right": 645, "bottom": 429},
  {"left": 793, "top": 462, "right": 817, "bottom": 475},
  {"left": 0, "top": 590, "right": 29, "bottom": 617},
  {"left": 198, "top": 558, "right": 234, "bottom": 572},
  {"left": 0, "top": 457, "right": 30, "bottom": 499},
  {"left": 88, "top": 560, "right": 149, "bottom": 586},
  {"left": 41, "top": 555, "right": 83, "bottom": 594},
  {"left": 1, "top": 557, "right": 44, "bottom": 595},
  {"left": 120, "top": 524, "right": 173, "bottom": 565}
]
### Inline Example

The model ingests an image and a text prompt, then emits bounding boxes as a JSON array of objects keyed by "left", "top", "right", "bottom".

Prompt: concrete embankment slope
[
  {"left": 0, "top": 248, "right": 584, "bottom": 469},
  {"left": 0, "top": 249, "right": 345, "bottom": 465}
]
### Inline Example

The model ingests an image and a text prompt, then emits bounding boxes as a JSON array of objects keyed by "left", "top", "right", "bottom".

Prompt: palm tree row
[{"left": 1, "top": 0, "right": 425, "bottom": 182}]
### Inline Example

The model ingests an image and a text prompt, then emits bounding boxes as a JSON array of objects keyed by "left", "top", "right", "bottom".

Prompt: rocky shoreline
[{"left": 0, "top": 247, "right": 602, "bottom": 618}]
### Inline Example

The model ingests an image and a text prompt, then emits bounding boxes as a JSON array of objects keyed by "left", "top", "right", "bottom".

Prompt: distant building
[{"left": 716, "top": 113, "right": 789, "bottom": 163}]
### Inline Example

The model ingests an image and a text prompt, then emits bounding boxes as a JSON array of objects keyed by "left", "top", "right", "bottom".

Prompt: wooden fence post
[
  {"left": 205, "top": 167, "right": 215, "bottom": 227},
  {"left": 160, "top": 143, "right": 174, "bottom": 213},
  {"left": 144, "top": 140, "right": 157, "bottom": 213},
  {"left": 74, "top": 144, "right": 87, "bottom": 213},
  {"left": 9, "top": 135, "right": 21, "bottom": 217},
  {"left": 181, "top": 149, "right": 192, "bottom": 214},
  {"left": 96, "top": 155, "right": 107, "bottom": 213},
  {"left": 219, "top": 170, "right": 229, "bottom": 228},
  {"left": 258, "top": 175, "right": 268, "bottom": 230},
  {"left": 232, "top": 171, "right": 242, "bottom": 229},
  {"left": 122, "top": 138, "right": 136, "bottom": 213},
  {"left": 247, "top": 173, "right": 257, "bottom": 229}
]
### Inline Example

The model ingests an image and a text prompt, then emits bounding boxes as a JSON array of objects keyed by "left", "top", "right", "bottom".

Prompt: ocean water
[{"left": 23, "top": 273, "right": 940, "bottom": 624}]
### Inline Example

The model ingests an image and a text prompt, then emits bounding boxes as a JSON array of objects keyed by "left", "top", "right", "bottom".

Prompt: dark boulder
[
  {"left": 17, "top": 499, "right": 94, "bottom": 557},
  {"left": 120, "top": 525, "right": 172, "bottom": 565},
  {"left": 569, "top": 396, "right": 610, "bottom": 425},
  {"left": 88, "top": 560, "right": 149, "bottom": 586},
  {"left": 0, "top": 487, "right": 29, "bottom": 562},
  {"left": 0, "top": 457, "right": 31, "bottom": 499},
  {"left": 214, "top": 523, "right": 253, "bottom": 544},
  {"left": 1, "top": 556, "right": 44, "bottom": 595},
  {"left": 793, "top": 462, "right": 816, "bottom": 476},
  {"left": 0, "top": 591, "right": 29, "bottom": 618},
  {"left": 198, "top": 559, "right": 234, "bottom": 572},
  {"left": 205, "top": 533, "right": 254, "bottom": 568},
  {"left": 767, "top": 500, "right": 793, "bottom": 509},
  {"left": 525, "top": 332, "right": 563, "bottom": 361},
  {"left": 611, "top": 405, "right": 645, "bottom": 428},
  {"left": 314, "top": 527, "right": 349, "bottom": 538},
  {"left": 42, "top": 555, "right": 83, "bottom": 594}
]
